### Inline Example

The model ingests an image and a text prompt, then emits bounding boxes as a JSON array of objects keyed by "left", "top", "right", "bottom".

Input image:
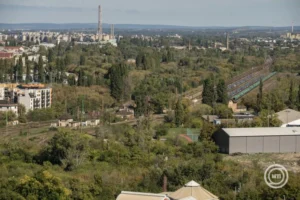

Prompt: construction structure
[
  {"left": 98, "top": 5, "right": 103, "bottom": 41},
  {"left": 213, "top": 128, "right": 300, "bottom": 154}
]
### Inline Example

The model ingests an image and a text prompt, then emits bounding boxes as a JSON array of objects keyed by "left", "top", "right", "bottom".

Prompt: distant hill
[{"left": 0, "top": 23, "right": 299, "bottom": 31}]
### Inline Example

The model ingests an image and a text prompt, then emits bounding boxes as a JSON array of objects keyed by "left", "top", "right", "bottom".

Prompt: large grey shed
[{"left": 213, "top": 128, "right": 300, "bottom": 154}]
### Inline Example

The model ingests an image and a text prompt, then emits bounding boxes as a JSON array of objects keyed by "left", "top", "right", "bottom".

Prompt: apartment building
[
  {"left": 17, "top": 84, "right": 52, "bottom": 112},
  {"left": 0, "top": 103, "right": 18, "bottom": 116}
]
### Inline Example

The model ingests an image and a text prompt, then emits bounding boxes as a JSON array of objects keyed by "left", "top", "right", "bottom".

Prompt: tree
[
  {"left": 25, "top": 55, "right": 30, "bottom": 83},
  {"left": 77, "top": 69, "right": 85, "bottom": 86},
  {"left": 18, "top": 56, "right": 23, "bottom": 82},
  {"left": 38, "top": 55, "right": 45, "bottom": 82},
  {"left": 48, "top": 49, "right": 54, "bottom": 63},
  {"left": 16, "top": 171, "right": 71, "bottom": 199},
  {"left": 67, "top": 75, "right": 76, "bottom": 86},
  {"left": 297, "top": 84, "right": 300, "bottom": 110},
  {"left": 109, "top": 63, "right": 129, "bottom": 101},
  {"left": 39, "top": 130, "right": 90, "bottom": 169},
  {"left": 64, "top": 54, "right": 71, "bottom": 66},
  {"left": 256, "top": 79, "right": 263, "bottom": 112},
  {"left": 18, "top": 104, "right": 27, "bottom": 123},
  {"left": 80, "top": 55, "right": 86, "bottom": 65},
  {"left": 202, "top": 78, "right": 215, "bottom": 106},
  {"left": 175, "top": 99, "right": 184, "bottom": 127},
  {"left": 288, "top": 79, "right": 295, "bottom": 108},
  {"left": 216, "top": 79, "right": 228, "bottom": 104}
]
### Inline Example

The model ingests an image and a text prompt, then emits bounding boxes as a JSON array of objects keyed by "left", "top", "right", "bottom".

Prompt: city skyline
[{"left": 0, "top": 0, "right": 299, "bottom": 27}]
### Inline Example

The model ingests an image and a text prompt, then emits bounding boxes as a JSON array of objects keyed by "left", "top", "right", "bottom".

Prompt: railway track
[{"left": 0, "top": 120, "right": 56, "bottom": 136}]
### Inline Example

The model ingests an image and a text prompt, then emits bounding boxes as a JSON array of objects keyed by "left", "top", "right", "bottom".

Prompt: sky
[{"left": 0, "top": 0, "right": 299, "bottom": 26}]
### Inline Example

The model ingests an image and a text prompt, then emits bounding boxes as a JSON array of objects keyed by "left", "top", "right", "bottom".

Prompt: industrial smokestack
[
  {"left": 98, "top": 5, "right": 102, "bottom": 41},
  {"left": 226, "top": 33, "right": 229, "bottom": 50},
  {"left": 292, "top": 21, "right": 294, "bottom": 33},
  {"left": 111, "top": 24, "right": 114, "bottom": 39}
]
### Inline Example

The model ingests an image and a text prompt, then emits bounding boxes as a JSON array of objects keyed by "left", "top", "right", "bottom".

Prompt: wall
[
  {"left": 227, "top": 135, "right": 300, "bottom": 154},
  {"left": 213, "top": 130, "right": 229, "bottom": 154}
]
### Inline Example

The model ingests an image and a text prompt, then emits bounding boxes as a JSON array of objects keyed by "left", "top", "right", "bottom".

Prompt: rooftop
[
  {"left": 222, "top": 127, "right": 300, "bottom": 137},
  {"left": 275, "top": 109, "right": 300, "bottom": 124},
  {"left": 169, "top": 180, "right": 219, "bottom": 200},
  {"left": 17, "top": 84, "right": 48, "bottom": 89},
  {"left": 202, "top": 115, "right": 218, "bottom": 123},
  {"left": 0, "top": 52, "right": 13, "bottom": 58},
  {"left": 116, "top": 191, "right": 169, "bottom": 200}
]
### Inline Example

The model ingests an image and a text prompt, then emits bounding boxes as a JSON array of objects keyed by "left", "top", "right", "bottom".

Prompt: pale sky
[{"left": 0, "top": 0, "right": 299, "bottom": 26}]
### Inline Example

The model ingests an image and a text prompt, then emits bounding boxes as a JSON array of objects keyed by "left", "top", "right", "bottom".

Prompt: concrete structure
[
  {"left": 58, "top": 119, "right": 73, "bottom": 127},
  {"left": 0, "top": 85, "right": 17, "bottom": 102},
  {"left": 228, "top": 100, "right": 247, "bottom": 113},
  {"left": 116, "top": 191, "right": 170, "bottom": 200},
  {"left": 283, "top": 32, "right": 300, "bottom": 40},
  {"left": 275, "top": 109, "right": 300, "bottom": 127},
  {"left": 213, "top": 128, "right": 300, "bottom": 154},
  {"left": 17, "top": 84, "right": 52, "bottom": 112},
  {"left": 116, "top": 107, "right": 135, "bottom": 120}
]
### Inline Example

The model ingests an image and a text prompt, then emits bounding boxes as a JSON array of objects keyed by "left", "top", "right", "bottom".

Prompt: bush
[{"left": 27, "top": 108, "right": 56, "bottom": 122}]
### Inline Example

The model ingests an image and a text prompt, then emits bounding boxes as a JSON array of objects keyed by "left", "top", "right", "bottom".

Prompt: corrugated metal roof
[
  {"left": 222, "top": 127, "right": 300, "bottom": 137},
  {"left": 116, "top": 191, "right": 169, "bottom": 200}
]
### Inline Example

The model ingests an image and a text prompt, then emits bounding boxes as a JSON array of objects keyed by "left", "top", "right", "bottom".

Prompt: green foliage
[
  {"left": 16, "top": 171, "right": 71, "bottom": 199},
  {"left": 216, "top": 79, "right": 228, "bottom": 104},
  {"left": 38, "top": 130, "right": 90, "bottom": 170},
  {"left": 79, "top": 55, "right": 86, "bottom": 65},
  {"left": 175, "top": 99, "right": 184, "bottom": 127},
  {"left": 202, "top": 78, "right": 215, "bottom": 106},
  {"left": 27, "top": 108, "right": 56, "bottom": 122},
  {"left": 109, "top": 63, "right": 130, "bottom": 101}
]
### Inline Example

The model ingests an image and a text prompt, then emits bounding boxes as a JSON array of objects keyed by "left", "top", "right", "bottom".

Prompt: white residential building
[
  {"left": 17, "top": 84, "right": 52, "bottom": 112},
  {"left": 0, "top": 103, "right": 18, "bottom": 116}
]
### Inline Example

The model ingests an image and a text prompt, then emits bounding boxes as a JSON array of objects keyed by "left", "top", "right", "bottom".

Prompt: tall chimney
[
  {"left": 226, "top": 33, "right": 229, "bottom": 50},
  {"left": 292, "top": 21, "right": 294, "bottom": 33},
  {"left": 98, "top": 5, "right": 102, "bottom": 41},
  {"left": 111, "top": 24, "right": 114, "bottom": 39}
]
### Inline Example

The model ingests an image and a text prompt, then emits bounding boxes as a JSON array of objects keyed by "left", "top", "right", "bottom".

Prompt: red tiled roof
[{"left": 0, "top": 52, "right": 13, "bottom": 58}]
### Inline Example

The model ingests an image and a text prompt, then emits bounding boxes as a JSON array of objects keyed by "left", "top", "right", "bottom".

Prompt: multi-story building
[
  {"left": 0, "top": 102, "right": 18, "bottom": 116},
  {"left": 17, "top": 84, "right": 52, "bottom": 112},
  {"left": 0, "top": 84, "right": 17, "bottom": 101}
]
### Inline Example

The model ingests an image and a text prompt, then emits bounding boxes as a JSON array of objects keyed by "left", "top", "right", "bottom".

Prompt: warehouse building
[{"left": 213, "top": 128, "right": 300, "bottom": 154}]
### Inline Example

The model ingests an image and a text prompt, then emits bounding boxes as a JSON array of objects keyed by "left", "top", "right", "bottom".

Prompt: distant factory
[
  {"left": 97, "top": 5, "right": 117, "bottom": 46},
  {"left": 75, "top": 5, "right": 117, "bottom": 46}
]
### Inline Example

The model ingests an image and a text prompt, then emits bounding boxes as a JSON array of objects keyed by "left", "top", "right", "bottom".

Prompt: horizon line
[{"left": 0, "top": 22, "right": 299, "bottom": 28}]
